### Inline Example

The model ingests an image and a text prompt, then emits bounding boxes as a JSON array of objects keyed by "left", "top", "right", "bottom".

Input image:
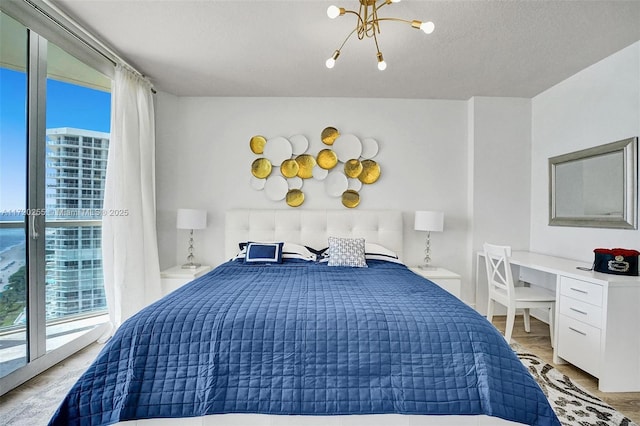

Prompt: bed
[{"left": 49, "top": 209, "right": 559, "bottom": 426}]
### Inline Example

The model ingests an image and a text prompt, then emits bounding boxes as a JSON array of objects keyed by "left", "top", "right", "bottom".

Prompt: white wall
[
  {"left": 468, "top": 97, "right": 532, "bottom": 313},
  {"left": 155, "top": 97, "right": 480, "bottom": 297},
  {"left": 155, "top": 91, "right": 180, "bottom": 269},
  {"left": 154, "top": 41, "right": 639, "bottom": 308},
  {"left": 531, "top": 42, "right": 640, "bottom": 261}
]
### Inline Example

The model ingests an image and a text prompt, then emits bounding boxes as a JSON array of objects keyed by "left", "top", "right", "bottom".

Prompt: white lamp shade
[
  {"left": 177, "top": 209, "right": 207, "bottom": 230},
  {"left": 414, "top": 211, "right": 444, "bottom": 232}
]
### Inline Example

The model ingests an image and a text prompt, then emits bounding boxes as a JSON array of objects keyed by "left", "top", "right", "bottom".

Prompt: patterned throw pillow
[{"left": 327, "top": 237, "right": 367, "bottom": 268}]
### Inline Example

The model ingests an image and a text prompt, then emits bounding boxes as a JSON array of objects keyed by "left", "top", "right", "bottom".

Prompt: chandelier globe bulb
[
  {"left": 421, "top": 21, "right": 435, "bottom": 34},
  {"left": 376, "top": 52, "right": 387, "bottom": 71},
  {"left": 327, "top": 5, "right": 341, "bottom": 19},
  {"left": 326, "top": 50, "right": 340, "bottom": 69}
]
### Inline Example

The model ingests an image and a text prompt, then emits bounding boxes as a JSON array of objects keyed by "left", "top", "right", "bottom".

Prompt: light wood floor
[
  {"left": 1, "top": 316, "right": 639, "bottom": 424},
  {"left": 492, "top": 315, "right": 640, "bottom": 424}
]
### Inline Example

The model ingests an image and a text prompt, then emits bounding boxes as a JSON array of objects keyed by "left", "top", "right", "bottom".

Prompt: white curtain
[{"left": 102, "top": 65, "right": 161, "bottom": 333}]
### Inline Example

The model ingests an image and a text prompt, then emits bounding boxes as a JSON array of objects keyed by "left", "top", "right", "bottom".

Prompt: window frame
[{"left": 0, "top": 2, "right": 114, "bottom": 395}]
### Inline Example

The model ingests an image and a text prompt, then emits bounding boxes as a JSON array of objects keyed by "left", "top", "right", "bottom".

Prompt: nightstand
[
  {"left": 409, "top": 267, "right": 462, "bottom": 299},
  {"left": 160, "top": 265, "right": 212, "bottom": 295}
]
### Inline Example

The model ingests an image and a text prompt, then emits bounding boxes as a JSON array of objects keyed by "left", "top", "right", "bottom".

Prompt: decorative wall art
[{"left": 249, "top": 127, "right": 381, "bottom": 208}]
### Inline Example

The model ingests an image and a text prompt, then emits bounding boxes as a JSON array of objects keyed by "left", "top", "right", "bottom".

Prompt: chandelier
[{"left": 325, "top": 0, "right": 435, "bottom": 71}]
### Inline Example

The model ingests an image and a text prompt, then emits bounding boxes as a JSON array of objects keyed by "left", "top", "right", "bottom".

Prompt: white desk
[{"left": 476, "top": 250, "right": 640, "bottom": 392}]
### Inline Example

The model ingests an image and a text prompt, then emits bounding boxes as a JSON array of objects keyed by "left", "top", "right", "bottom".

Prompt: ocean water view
[
  {"left": 0, "top": 227, "right": 26, "bottom": 253},
  {"left": 0, "top": 228, "right": 26, "bottom": 290}
]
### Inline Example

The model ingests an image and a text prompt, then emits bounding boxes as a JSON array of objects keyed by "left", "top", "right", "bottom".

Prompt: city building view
[{"left": 45, "top": 128, "right": 109, "bottom": 319}]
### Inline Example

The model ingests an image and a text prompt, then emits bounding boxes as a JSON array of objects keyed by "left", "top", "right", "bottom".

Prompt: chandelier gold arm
[{"left": 375, "top": 17, "right": 417, "bottom": 27}]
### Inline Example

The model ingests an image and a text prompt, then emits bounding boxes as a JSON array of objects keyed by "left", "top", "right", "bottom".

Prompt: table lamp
[
  {"left": 177, "top": 208, "right": 207, "bottom": 269},
  {"left": 414, "top": 210, "right": 444, "bottom": 269}
]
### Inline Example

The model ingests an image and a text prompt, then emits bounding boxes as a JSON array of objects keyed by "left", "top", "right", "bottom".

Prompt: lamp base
[
  {"left": 181, "top": 262, "right": 201, "bottom": 269},
  {"left": 418, "top": 265, "right": 438, "bottom": 271}
]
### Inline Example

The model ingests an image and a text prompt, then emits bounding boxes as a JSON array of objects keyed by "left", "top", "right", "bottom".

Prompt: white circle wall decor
[
  {"left": 289, "top": 134, "right": 309, "bottom": 155},
  {"left": 264, "top": 176, "right": 289, "bottom": 201},
  {"left": 325, "top": 171, "right": 349, "bottom": 197},
  {"left": 348, "top": 178, "right": 362, "bottom": 192},
  {"left": 361, "top": 138, "right": 379, "bottom": 159},
  {"left": 288, "top": 176, "right": 303, "bottom": 190},
  {"left": 263, "top": 136, "right": 293, "bottom": 166},
  {"left": 332, "top": 134, "right": 362, "bottom": 162},
  {"left": 312, "top": 165, "right": 329, "bottom": 181},
  {"left": 250, "top": 176, "right": 266, "bottom": 190}
]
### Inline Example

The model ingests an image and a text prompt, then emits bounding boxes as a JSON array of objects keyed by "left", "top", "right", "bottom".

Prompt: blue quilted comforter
[{"left": 49, "top": 260, "right": 559, "bottom": 425}]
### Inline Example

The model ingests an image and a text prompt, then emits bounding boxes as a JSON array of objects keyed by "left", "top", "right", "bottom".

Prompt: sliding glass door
[
  {"left": 44, "top": 40, "right": 111, "bottom": 353},
  {"left": 0, "top": 12, "right": 28, "bottom": 377},
  {"left": 0, "top": 10, "right": 112, "bottom": 384}
]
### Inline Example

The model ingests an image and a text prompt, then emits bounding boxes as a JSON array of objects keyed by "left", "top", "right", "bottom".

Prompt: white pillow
[
  {"left": 327, "top": 236, "right": 367, "bottom": 268},
  {"left": 365, "top": 243, "right": 403, "bottom": 264},
  {"left": 282, "top": 242, "right": 316, "bottom": 261}
]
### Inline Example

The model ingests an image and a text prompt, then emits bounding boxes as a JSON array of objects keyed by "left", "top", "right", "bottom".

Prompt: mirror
[{"left": 549, "top": 137, "right": 638, "bottom": 229}]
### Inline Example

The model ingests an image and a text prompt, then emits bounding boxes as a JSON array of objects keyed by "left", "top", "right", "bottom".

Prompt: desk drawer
[
  {"left": 559, "top": 296, "right": 603, "bottom": 328},
  {"left": 560, "top": 277, "right": 603, "bottom": 307},
  {"left": 558, "top": 314, "right": 601, "bottom": 377}
]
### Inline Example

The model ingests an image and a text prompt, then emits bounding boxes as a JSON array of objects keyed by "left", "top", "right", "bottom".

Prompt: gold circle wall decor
[
  {"left": 358, "top": 159, "right": 380, "bottom": 184},
  {"left": 342, "top": 190, "right": 360, "bottom": 208},
  {"left": 286, "top": 189, "right": 305, "bottom": 207},
  {"left": 280, "top": 159, "right": 299, "bottom": 178},
  {"left": 316, "top": 149, "right": 338, "bottom": 170},
  {"left": 344, "top": 159, "right": 363, "bottom": 178},
  {"left": 321, "top": 127, "right": 340, "bottom": 145},
  {"left": 251, "top": 158, "right": 272, "bottom": 179},
  {"left": 295, "top": 154, "right": 316, "bottom": 179},
  {"left": 249, "top": 135, "right": 267, "bottom": 154}
]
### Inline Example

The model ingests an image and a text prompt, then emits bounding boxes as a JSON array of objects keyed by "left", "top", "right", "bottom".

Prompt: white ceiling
[{"left": 51, "top": 0, "right": 640, "bottom": 99}]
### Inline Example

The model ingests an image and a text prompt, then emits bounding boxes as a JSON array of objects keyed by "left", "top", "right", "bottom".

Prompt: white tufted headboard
[{"left": 225, "top": 209, "right": 403, "bottom": 261}]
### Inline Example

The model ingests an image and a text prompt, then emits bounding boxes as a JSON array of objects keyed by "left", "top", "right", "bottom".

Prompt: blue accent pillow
[{"left": 245, "top": 242, "right": 284, "bottom": 264}]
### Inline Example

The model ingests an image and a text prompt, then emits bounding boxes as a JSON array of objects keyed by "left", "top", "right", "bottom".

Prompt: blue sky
[{"left": 0, "top": 68, "right": 111, "bottom": 210}]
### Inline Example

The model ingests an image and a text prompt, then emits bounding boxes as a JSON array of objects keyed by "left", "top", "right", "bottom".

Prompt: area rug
[{"left": 513, "top": 343, "right": 638, "bottom": 426}]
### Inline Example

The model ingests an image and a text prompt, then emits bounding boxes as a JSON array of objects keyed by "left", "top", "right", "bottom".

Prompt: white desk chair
[{"left": 483, "top": 243, "right": 555, "bottom": 346}]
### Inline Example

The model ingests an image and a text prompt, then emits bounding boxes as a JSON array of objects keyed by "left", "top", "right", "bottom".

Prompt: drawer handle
[
  {"left": 569, "top": 307, "right": 588, "bottom": 315},
  {"left": 570, "top": 287, "right": 588, "bottom": 294},
  {"left": 569, "top": 326, "right": 587, "bottom": 336}
]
